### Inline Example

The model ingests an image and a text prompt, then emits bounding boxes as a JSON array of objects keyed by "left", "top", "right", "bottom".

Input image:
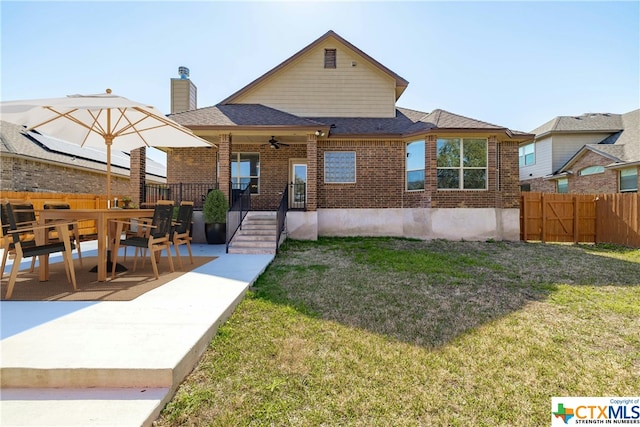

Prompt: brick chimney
[{"left": 170, "top": 66, "right": 197, "bottom": 113}]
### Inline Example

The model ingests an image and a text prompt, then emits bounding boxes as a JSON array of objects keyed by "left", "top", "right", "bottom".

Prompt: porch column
[
  {"left": 306, "top": 133, "right": 318, "bottom": 211},
  {"left": 219, "top": 133, "right": 232, "bottom": 202},
  {"left": 130, "top": 147, "right": 145, "bottom": 206}
]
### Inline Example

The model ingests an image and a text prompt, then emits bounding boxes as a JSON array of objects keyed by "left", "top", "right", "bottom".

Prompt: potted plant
[
  {"left": 121, "top": 196, "right": 133, "bottom": 209},
  {"left": 203, "top": 189, "right": 227, "bottom": 244}
]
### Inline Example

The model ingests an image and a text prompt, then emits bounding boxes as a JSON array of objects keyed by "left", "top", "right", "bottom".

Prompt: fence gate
[{"left": 520, "top": 193, "right": 597, "bottom": 243}]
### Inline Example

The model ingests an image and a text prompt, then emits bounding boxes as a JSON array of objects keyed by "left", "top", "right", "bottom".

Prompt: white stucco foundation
[
  {"left": 286, "top": 211, "right": 318, "bottom": 240},
  {"left": 313, "top": 208, "right": 520, "bottom": 241}
]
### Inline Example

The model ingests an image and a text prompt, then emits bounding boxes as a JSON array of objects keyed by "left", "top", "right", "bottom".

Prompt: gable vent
[{"left": 324, "top": 49, "right": 336, "bottom": 69}]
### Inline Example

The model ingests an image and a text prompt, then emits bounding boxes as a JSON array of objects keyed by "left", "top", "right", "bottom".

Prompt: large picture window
[
  {"left": 519, "top": 143, "right": 535, "bottom": 167},
  {"left": 437, "top": 138, "right": 487, "bottom": 190},
  {"left": 325, "top": 152, "right": 356, "bottom": 183},
  {"left": 231, "top": 152, "right": 260, "bottom": 193},
  {"left": 620, "top": 168, "right": 638, "bottom": 192},
  {"left": 406, "top": 140, "right": 425, "bottom": 190}
]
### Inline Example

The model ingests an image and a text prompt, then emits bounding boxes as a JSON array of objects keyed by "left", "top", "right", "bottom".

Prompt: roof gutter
[{"left": 605, "top": 160, "right": 640, "bottom": 170}]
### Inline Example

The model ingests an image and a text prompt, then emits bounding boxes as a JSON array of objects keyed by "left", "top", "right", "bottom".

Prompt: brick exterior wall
[
  {"left": 498, "top": 140, "right": 521, "bottom": 208},
  {"left": 318, "top": 139, "right": 404, "bottom": 208},
  {"left": 564, "top": 151, "right": 619, "bottom": 193},
  {"left": 520, "top": 176, "right": 556, "bottom": 193},
  {"left": 1, "top": 156, "right": 131, "bottom": 195},
  {"left": 130, "top": 147, "right": 145, "bottom": 206},
  {"left": 166, "top": 146, "right": 217, "bottom": 187},
  {"left": 167, "top": 135, "right": 522, "bottom": 210}
]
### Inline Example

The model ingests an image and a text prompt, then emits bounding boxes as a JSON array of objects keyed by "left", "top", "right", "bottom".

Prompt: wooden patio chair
[
  {"left": 123, "top": 200, "right": 174, "bottom": 265},
  {"left": 172, "top": 201, "right": 194, "bottom": 269},
  {"left": 43, "top": 202, "right": 83, "bottom": 267},
  {"left": 110, "top": 203, "right": 175, "bottom": 280},
  {"left": 1, "top": 201, "right": 38, "bottom": 279},
  {"left": 1, "top": 201, "right": 77, "bottom": 300}
]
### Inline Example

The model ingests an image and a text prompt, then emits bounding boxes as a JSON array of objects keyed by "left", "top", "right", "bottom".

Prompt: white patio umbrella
[{"left": 0, "top": 89, "right": 213, "bottom": 204}]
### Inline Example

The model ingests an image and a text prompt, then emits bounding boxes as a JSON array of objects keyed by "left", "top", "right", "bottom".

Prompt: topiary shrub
[{"left": 203, "top": 189, "right": 227, "bottom": 224}]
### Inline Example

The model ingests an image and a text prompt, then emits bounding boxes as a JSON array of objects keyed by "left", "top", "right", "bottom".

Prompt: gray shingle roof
[
  {"left": 531, "top": 112, "right": 624, "bottom": 135},
  {"left": 0, "top": 120, "right": 166, "bottom": 180},
  {"left": 169, "top": 104, "right": 325, "bottom": 128},
  {"left": 554, "top": 109, "right": 639, "bottom": 172},
  {"left": 585, "top": 109, "right": 639, "bottom": 163},
  {"left": 170, "top": 104, "right": 525, "bottom": 138}
]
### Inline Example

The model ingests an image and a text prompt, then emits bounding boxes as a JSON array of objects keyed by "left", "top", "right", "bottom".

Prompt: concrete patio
[{"left": 0, "top": 241, "right": 274, "bottom": 426}]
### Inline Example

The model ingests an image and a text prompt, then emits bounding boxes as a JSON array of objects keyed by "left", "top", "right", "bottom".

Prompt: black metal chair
[
  {"left": 172, "top": 202, "right": 194, "bottom": 269},
  {"left": 1, "top": 201, "right": 77, "bottom": 299},
  {"left": 43, "top": 202, "right": 83, "bottom": 267},
  {"left": 110, "top": 203, "right": 175, "bottom": 280}
]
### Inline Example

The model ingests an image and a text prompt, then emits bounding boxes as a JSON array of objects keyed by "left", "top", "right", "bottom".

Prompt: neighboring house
[
  {"left": 520, "top": 109, "right": 639, "bottom": 194},
  {"left": 167, "top": 30, "right": 533, "bottom": 242},
  {"left": 0, "top": 120, "right": 166, "bottom": 195}
]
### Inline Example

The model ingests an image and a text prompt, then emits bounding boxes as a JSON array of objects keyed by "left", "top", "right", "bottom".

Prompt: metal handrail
[
  {"left": 226, "top": 184, "right": 251, "bottom": 253},
  {"left": 276, "top": 184, "right": 289, "bottom": 253}
]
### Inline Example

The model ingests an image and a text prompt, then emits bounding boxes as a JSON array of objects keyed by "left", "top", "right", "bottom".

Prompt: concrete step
[
  {"left": 236, "top": 228, "right": 276, "bottom": 236},
  {"left": 233, "top": 235, "right": 276, "bottom": 242},
  {"left": 227, "top": 247, "right": 276, "bottom": 254},
  {"left": 227, "top": 212, "right": 279, "bottom": 254},
  {"left": 229, "top": 240, "right": 276, "bottom": 248}
]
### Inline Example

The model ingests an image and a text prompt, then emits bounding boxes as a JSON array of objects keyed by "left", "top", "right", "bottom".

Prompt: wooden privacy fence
[
  {"left": 0, "top": 191, "right": 126, "bottom": 238},
  {"left": 521, "top": 192, "right": 640, "bottom": 247}
]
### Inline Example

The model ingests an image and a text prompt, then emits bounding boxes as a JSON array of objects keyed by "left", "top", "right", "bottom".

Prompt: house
[
  {"left": 0, "top": 120, "right": 166, "bottom": 195},
  {"left": 167, "top": 30, "right": 533, "bottom": 245},
  {"left": 519, "top": 109, "right": 639, "bottom": 194}
]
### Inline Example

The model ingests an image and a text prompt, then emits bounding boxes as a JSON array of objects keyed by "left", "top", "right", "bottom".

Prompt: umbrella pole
[
  {"left": 106, "top": 138, "right": 112, "bottom": 207},
  {"left": 98, "top": 133, "right": 127, "bottom": 273}
]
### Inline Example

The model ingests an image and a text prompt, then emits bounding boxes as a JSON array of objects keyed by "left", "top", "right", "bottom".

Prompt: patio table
[{"left": 38, "top": 208, "right": 154, "bottom": 282}]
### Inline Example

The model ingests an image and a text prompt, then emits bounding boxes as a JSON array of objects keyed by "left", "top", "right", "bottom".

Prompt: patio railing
[
  {"left": 226, "top": 184, "right": 251, "bottom": 253},
  {"left": 143, "top": 183, "right": 217, "bottom": 210},
  {"left": 276, "top": 184, "right": 289, "bottom": 253}
]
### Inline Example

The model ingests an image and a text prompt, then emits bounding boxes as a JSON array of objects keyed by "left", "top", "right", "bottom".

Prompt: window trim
[
  {"left": 231, "top": 152, "right": 260, "bottom": 194},
  {"left": 519, "top": 142, "right": 535, "bottom": 167},
  {"left": 406, "top": 140, "right": 425, "bottom": 191},
  {"left": 578, "top": 165, "right": 605, "bottom": 176},
  {"left": 324, "top": 151, "right": 356, "bottom": 184},
  {"left": 619, "top": 167, "right": 638, "bottom": 193},
  {"left": 436, "top": 137, "right": 488, "bottom": 190},
  {"left": 557, "top": 177, "right": 569, "bottom": 194}
]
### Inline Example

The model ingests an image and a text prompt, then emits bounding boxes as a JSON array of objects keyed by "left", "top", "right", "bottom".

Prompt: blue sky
[{"left": 2, "top": 1, "right": 639, "bottom": 166}]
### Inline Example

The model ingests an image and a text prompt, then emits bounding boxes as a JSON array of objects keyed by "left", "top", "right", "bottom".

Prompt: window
[
  {"left": 519, "top": 143, "right": 535, "bottom": 167},
  {"left": 578, "top": 165, "right": 605, "bottom": 176},
  {"left": 406, "top": 140, "right": 425, "bottom": 190},
  {"left": 231, "top": 152, "right": 260, "bottom": 193},
  {"left": 325, "top": 151, "right": 356, "bottom": 183},
  {"left": 324, "top": 49, "right": 336, "bottom": 69},
  {"left": 437, "top": 138, "right": 487, "bottom": 190},
  {"left": 620, "top": 168, "right": 638, "bottom": 192},
  {"left": 557, "top": 178, "right": 568, "bottom": 193}
]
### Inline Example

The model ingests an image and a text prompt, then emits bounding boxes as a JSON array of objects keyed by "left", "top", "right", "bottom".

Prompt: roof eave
[
  {"left": 606, "top": 160, "right": 640, "bottom": 170},
  {"left": 534, "top": 128, "right": 623, "bottom": 139}
]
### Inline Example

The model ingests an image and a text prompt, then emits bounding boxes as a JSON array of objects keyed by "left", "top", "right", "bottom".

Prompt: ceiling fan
[{"left": 264, "top": 136, "right": 289, "bottom": 149}]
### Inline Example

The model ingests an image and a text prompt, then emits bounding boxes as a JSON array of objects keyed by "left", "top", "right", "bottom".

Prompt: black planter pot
[{"left": 205, "top": 222, "right": 226, "bottom": 244}]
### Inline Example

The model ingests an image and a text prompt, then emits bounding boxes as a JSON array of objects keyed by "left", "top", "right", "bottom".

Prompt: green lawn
[{"left": 156, "top": 238, "right": 640, "bottom": 426}]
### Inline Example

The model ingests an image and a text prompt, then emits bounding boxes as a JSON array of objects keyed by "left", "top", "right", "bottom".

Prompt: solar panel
[
  {"left": 28, "top": 130, "right": 166, "bottom": 177},
  {"left": 29, "top": 131, "right": 131, "bottom": 168}
]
